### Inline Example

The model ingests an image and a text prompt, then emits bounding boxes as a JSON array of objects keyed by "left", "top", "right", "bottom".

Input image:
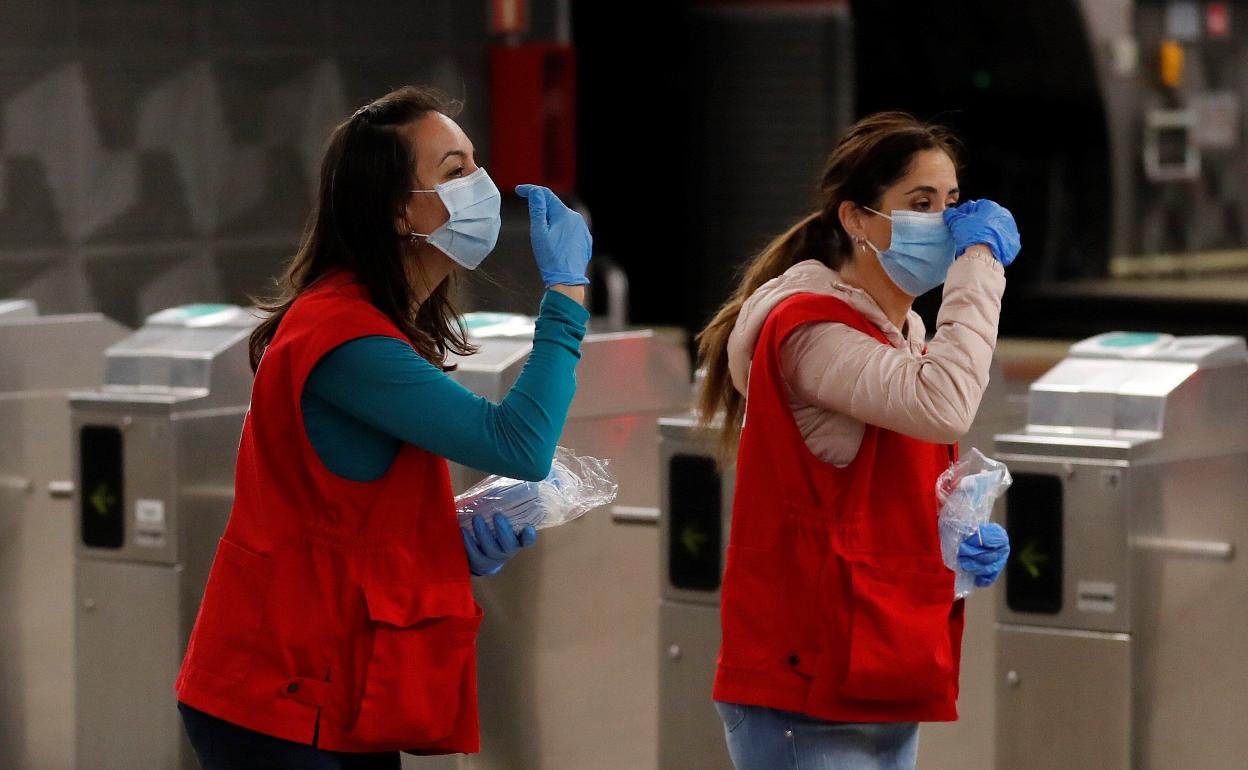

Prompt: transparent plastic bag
[
  {"left": 936, "top": 448, "right": 1012, "bottom": 599},
  {"left": 455, "top": 446, "right": 619, "bottom": 535}
]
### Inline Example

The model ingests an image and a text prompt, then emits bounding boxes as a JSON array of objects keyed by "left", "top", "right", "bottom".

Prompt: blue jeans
[
  {"left": 715, "top": 701, "right": 919, "bottom": 770},
  {"left": 178, "top": 702, "right": 400, "bottom": 770}
]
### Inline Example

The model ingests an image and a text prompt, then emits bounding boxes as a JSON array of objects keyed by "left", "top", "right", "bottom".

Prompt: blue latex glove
[
  {"left": 957, "top": 523, "right": 1010, "bottom": 588},
  {"left": 462, "top": 513, "right": 538, "bottom": 577},
  {"left": 515, "top": 184, "right": 592, "bottom": 287},
  {"left": 944, "top": 200, "right": 1022, "bottom": 267}
]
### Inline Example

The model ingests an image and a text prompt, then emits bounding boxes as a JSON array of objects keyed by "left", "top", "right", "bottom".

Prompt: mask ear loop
[
  {"left": 854, "top": 205, "right": 885, "bottom": 253},
  {"left": 407, "top": 186, "right": 439, "bottom": 243}
]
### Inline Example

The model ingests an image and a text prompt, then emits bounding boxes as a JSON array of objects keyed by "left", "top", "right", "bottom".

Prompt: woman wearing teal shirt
[
  {"left": 178, "top": 84, "right": 591, "bottom": 769},
  {"left": 289, "top": 92, "right": 590, "bottom": 577}
]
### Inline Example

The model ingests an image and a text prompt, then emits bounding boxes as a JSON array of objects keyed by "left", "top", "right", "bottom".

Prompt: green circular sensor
[
  {"left": 463, "top": 312, "right": 526, "bottom": 331},
  {"left": 973, "top": 70, "right": 992, "bottom": 89},
  {"left": 179, "top": 303, "right": 233, "bottom": 318},
  {"left": 1099, "top": 332, "right": 1163, "bottom": 348}
]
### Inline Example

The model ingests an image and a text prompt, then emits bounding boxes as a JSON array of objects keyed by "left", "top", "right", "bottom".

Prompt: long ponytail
[{"left": 694, "top": 211, "right": 838, "bottom": 456}]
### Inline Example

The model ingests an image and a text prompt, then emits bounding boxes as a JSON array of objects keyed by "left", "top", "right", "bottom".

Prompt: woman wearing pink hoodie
[{"left": 695, "top": 112, "right": 1020, "bottom": 770}]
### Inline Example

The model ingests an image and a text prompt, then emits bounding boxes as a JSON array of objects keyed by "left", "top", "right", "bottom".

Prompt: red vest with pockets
[
  {"left": 176, "top": 270, "right": 482, "bottom": 754},
  {"left": 713, "top": 293, "right": 964, "bottom": 723}
]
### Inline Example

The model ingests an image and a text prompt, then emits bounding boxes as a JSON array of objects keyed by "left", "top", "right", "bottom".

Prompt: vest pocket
[
  {"left": 349, "top": 580, "right": 483, "bottom": 747},
  {"left": 187, "top": 538, "right": 271, "bottom": 683},
  {"left": 840, "top": 562, "right": 956, "bottom": 703}
]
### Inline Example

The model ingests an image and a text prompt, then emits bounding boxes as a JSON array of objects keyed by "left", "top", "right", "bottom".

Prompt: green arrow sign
[
  {"left": 1018, "top": 540, "right": 1050, "bottom": 579},
  {"left": 90, "top": 483, "right": 118, "bottom": 517},
  {"left": 681, "top": 525, "right": 709, "bottom": 559}
]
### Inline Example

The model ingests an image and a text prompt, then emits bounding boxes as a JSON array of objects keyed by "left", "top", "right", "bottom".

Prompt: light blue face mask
[
  {"left": 862, "top": 206, "right": 957, "bottom": 296},
  {"left": 410, "top": 167, "right": 502, "bottom": 270}
]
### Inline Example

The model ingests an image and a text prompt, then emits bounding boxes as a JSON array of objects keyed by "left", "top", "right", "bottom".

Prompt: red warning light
[{"left": 1207, "top": 2, "right": 1231, "bottom": 40}]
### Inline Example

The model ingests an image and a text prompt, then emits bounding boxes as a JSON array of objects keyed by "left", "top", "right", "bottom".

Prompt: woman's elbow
[
  {"left": 906, "top": 404, "right": 975, "bottom": 444},
  {"left": 505, "top": 451, "right": 553, "bottom": 482},
  {"left": 929, "top": 410, "right": 975, "bottom": 443}
]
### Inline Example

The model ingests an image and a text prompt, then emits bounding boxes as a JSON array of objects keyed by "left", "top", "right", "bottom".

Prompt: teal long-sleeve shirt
[{"left": 301, "top": 290, "right": 588, "bottom": 483}]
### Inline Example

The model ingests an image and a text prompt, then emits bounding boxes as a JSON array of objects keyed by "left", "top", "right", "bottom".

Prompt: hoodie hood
[{"left": 726, "top": 260, "right": 921, "bottom": 396}]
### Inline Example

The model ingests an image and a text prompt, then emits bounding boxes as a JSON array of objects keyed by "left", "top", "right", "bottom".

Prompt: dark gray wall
[{"left": 0, "top": 0, "right": 506, "bottom": 326}]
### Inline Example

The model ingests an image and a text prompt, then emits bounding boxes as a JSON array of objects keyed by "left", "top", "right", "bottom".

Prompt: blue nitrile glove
[
  {"left": 957, "top": 523, "right": 1011, "bottom": 588},
  {"left": 944, "top": 200, "right": 1021, "bottom": 267},
  {"left": 462, "top": 513, "right": 538, "bottom": 577},
  {"left": 515, "top": 184, "right": 592, "bottom": 287}
]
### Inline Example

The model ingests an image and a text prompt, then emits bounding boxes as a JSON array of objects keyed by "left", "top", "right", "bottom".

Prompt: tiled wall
[{"left": 0, "top": 0, "right": 511, "bottom": 326}]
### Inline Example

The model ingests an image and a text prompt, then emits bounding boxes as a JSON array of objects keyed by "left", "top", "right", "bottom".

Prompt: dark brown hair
[
  {"left": 248, "top": 85, "right": 476, "bottom": 371},
  {"left": 695, "top": 112, "right": 962, "bottom": 456}
]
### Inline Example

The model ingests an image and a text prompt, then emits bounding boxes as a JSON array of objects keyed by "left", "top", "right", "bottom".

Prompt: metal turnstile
[
  {"left": 423, "top": 314, "right": 690, "bottom": 770},
  {"left": 71, "top": 304, "right": 258, "bottom": 769},
  {"left": 919, "top": 344, "right": 1067, "bottom": 770},
  {"left": 0, "top": 301, "right": 127, "bottom": 770},
  {"left": 993, "top": 332, "right": 1248, "bottom": 769},
  {"left": 657, "top": 414, "right": 734, "bottom": 770}
]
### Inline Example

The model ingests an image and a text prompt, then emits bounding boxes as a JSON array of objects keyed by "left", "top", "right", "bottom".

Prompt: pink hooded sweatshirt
[{"left": 726, "top": 249, "right": 1006, "bottom": 465}]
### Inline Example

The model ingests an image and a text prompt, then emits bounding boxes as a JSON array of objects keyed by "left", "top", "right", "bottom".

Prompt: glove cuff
[{"left": 544, "top": 274, "right": 591, "bottom": 288}]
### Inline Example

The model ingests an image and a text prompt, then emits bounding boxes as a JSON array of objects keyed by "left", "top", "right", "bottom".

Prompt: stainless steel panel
[
  {"left": 0, "top": 299, "right": 37, "bottom": 318},
  {"left": 468, "top": 414, "right": 668, "bottom": 770},
  {"left": 0, "top": 312, "right": 127, "bottom": 770},
  {"left": 447, "top": 327, "right": 692, "bottom": 420},
  {"left": 457, "top": 328, "right": 691, "bottom": 770},
  {"left": 658, "top": 415, "right": 733, "bottom": 606},
  {"left": 571, "top": 331, "right": 692, "bottom": 419},
  {"left": 1129, "top": 453, "right": 1248, "bottom": 770},
  {"left": 658, "top": 602, "right": 730, "bottom": 770},
  {"left": 71, "top": 305, "right": 256, "bottom": 770},
  {"left": 75, "top": 559, "right": 190, "bottom": 770},
  {"left": 72, "top": 412, "right": 179, "bottom": 566},
  {"left": 0, "top": 395, "right": 77, "bottom": 770},
  {"left": 101, "top": 305, "right": 257, "bottom": 409},
  {"left": 0, "top": 313, "right": 125, "bottom": 394},
  {"left": 401, "top": 753, "right": 458, "bottom": 770},
  {"left": 994, "top": 433, "right": 1138, "bottom": 461},
  {"left": 993, "top": 333, "right": 1248, "bottom": 768},
  {"left": 448, "top": 340, "right": 528, "bottom": 401},
  {"left": 996, "top": 457, "right": 1131, "bottom": 634},
  {"left": 1004, "top": 335, "right": 1248, "bottom": 464},
  {"left": 995, "top": 625, "right": 1131, "bottom": 770}
]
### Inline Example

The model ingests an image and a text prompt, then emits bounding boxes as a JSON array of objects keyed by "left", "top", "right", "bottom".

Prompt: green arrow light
[
  {"left": 1018, "top": 540, "right": 1050, "bottom": 579},
  {"left": 681, "top": 525, "right": 709, "bottom": 558},
  {"left": 90, "top": 483, "right": 118, "bottom": 517}
]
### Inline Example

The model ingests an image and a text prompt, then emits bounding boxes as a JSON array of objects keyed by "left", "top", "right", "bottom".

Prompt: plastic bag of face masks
[
  {"left": 455, "top": 446, "right": 619, "bottom": 536},
  {"left": 936, "top": 448, "right": 1012, "bottom": 599}
]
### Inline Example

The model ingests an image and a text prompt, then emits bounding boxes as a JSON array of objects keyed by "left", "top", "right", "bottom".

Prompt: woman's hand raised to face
[
  {"left": 944, "top": 200, "right": 1021, "bottom": 267},
  {"left": 516, "top": 185, "right": 593, "bottom": 289}
]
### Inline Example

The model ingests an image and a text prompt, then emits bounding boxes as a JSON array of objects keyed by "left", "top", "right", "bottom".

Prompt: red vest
[
  {"left": 176, "top": 270, "right": 481, "bottom": 754},
  {"left": 713, "top": 294, "right": 964, "bottom": 723}
]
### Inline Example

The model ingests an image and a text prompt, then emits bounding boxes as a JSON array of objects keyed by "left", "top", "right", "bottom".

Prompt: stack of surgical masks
[
  {"left": 936, "top": 448, "right": 1013, "bottom": 599},
  {"left": 455, "top": 446, "right": 618, "bottom": 535}
]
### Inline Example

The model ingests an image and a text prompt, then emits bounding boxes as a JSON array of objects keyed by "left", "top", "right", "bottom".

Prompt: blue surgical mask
[
  {"left": 862, "top": 206, "right": 957, "bottom": 296},
  {"left": 410, "top": 167, "right": 502, "bottom": 270}
]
